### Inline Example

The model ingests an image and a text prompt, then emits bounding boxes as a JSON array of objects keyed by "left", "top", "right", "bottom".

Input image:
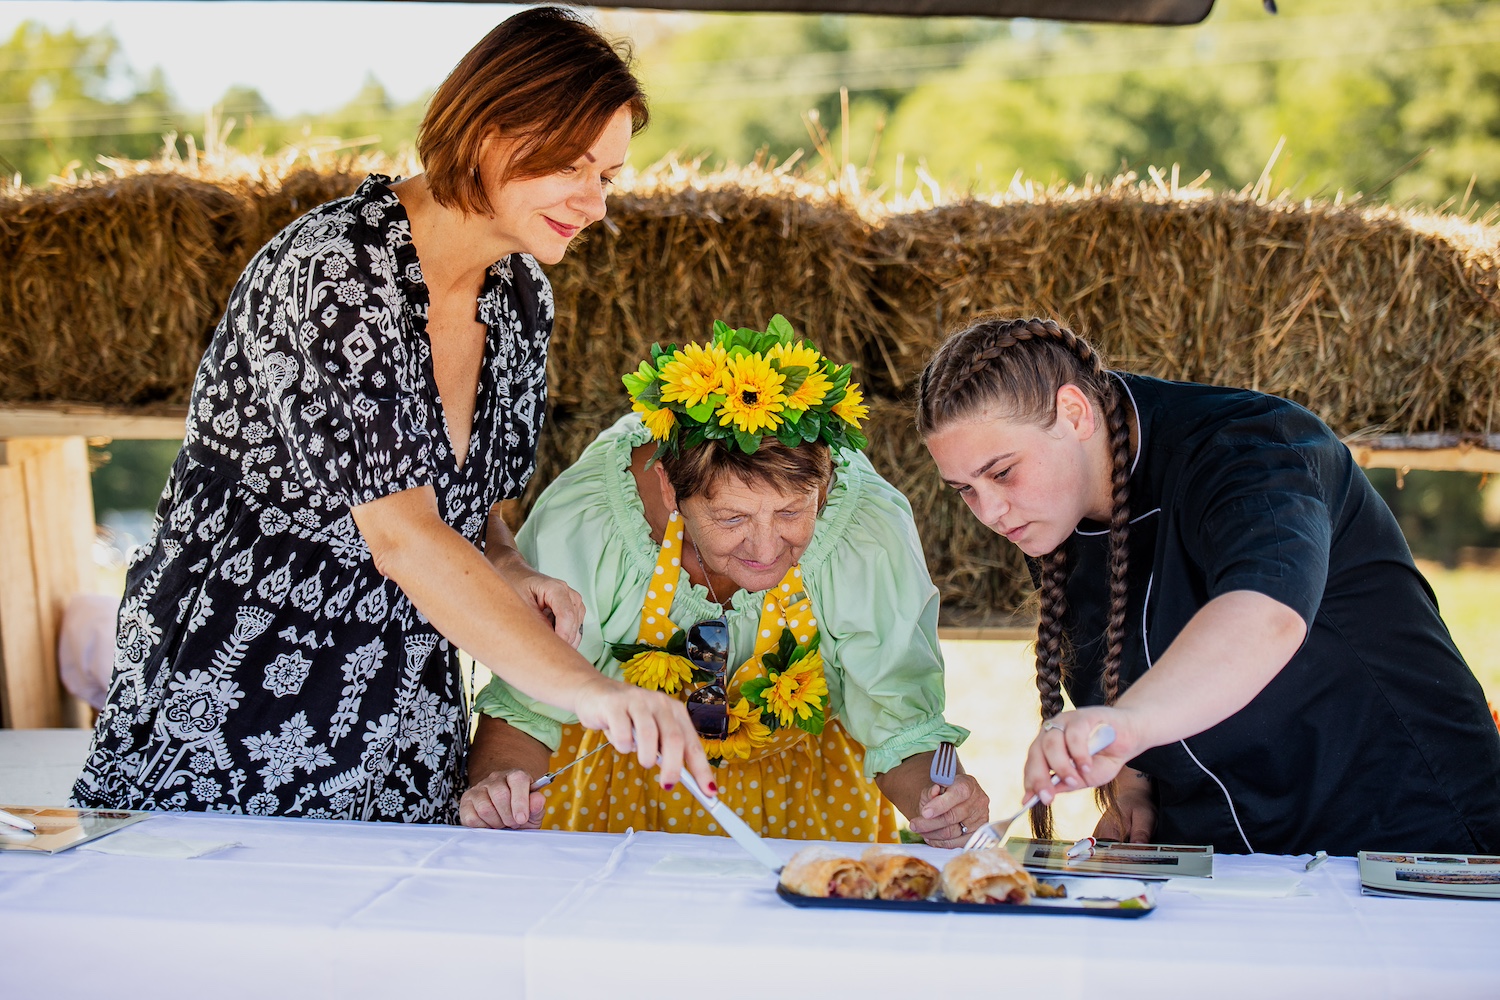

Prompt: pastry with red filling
[
  {"left": 941, "top": 849, "right": 1037, "bottom": 904},
  {"left": 861, "top": 846, "right": 941, "bottom": 900},
  {"left": 779, "top": 846, "right": 878, "bottom": 899}
]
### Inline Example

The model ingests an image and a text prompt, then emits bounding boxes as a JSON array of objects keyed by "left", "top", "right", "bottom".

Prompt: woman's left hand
[
  {"left": 502, "top": 567, "right": 587, "bottom": 649},
  {"left": 909, "top": 775, "right": 991, "bottom": 849}
]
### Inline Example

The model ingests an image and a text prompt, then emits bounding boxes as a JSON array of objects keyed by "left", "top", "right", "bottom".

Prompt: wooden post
[{"left": 0, "top": 437, "right": 98, "bottom": 729}]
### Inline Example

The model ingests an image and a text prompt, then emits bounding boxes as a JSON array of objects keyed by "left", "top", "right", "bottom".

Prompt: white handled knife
[{"left": 678, "top": 772, "right": 784, "bottom": 873}]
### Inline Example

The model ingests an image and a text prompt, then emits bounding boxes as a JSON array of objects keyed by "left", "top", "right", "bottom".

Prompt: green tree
[
  {"left": 629, "top": 15, "right": 1003, "bottom": 171},
  {"left": 0, "top": 21, "right": 185, "bottom": 183}
]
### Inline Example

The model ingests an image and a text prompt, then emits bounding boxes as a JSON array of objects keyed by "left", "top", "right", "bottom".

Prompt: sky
[{"left": 0, "top": 1, "right": 538, "bottom": 115}]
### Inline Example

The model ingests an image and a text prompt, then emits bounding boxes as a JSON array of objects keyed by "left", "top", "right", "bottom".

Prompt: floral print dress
[{"left": 72, "top": 175, "right": 553, "bottom": 824}]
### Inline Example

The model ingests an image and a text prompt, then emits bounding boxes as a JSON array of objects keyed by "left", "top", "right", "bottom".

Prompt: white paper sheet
[{"left": 79, "top": 829, "right": 241, "bottom": 859}]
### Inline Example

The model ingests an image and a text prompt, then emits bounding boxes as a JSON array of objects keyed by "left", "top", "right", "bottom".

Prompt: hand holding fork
[{"left": 963, "top": 724, "right": 1116, "bottom": 850}]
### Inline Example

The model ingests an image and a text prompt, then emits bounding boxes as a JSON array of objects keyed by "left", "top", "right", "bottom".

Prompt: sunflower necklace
[{"left": 608, "top": 511, "right": 830, "bottom": 766}]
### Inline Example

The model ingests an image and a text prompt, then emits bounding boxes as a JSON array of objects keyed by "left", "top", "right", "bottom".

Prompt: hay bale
[
  {"left": 545, "top": 178, "right": 885, "bottom": 414},
  {"left": 868, "top": 189, "right": 1500, "bottom": 438},
  {"left": 0, "top": 172, "right": 251, "bottom": 405},
  {"left": 4, "top": 160, "right": 1499, "bottom": 622},
  {"left": 0, "top": 166, "right": 366, "bottom": 407}
]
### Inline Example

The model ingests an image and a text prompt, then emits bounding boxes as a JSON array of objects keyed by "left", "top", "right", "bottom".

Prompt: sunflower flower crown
[{"left": 622, "top": 315, "right": 870, "bottom": 457}]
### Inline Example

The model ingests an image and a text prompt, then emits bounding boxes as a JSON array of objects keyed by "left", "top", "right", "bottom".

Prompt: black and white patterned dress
[{"left": 72, "top": 175, "right": 553, "bottom": 824}]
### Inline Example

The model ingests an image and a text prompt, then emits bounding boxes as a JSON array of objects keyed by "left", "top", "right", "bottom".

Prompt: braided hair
[{"left": 916, "top": 317, "right": 1133, "bottom": 838}]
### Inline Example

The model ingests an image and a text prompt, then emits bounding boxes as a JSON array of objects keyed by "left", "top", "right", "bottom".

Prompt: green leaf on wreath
[
  {"left": 636, "top": 380, "right": 663, "bottom": 406},
  {"left": 767, "top": 314, "right": 795, "bottom": 344},
  {"left": 712, "top": 320, "right": 732, "bottom": 341},
  {"left": 799, "top": 410, "right": 822, "bottom": 443},
  {"left": 733, "top": 427, "right": 761, "bottom": 453},
  {"left": 684, "top": 396, "right": 721, "bottom": 423},
  {"left": 666, "top": 630, "right": 688, "bottom": 655},
  {"left": 778, "top": 366, "right": 808, "bottom": 396},
  {"left": 622, "top": 362, "right": 657, "bottom": 397}
]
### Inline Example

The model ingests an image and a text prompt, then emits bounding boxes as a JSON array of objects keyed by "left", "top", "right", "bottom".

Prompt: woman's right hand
[
  {"left": 460, "top": 769, "right": 546, "bottom": 829},
  {"left": 1093, "top": 768, "right": 1156, "bottom": 843},
  {"left": 572, "top": 675, "right": 717, "bottom": 793}
]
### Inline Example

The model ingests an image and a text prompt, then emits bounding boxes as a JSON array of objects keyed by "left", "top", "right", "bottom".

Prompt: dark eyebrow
[
  {"left": 579, "top": 150, "right": 626, "bottom": 172},
  {"left": 947, "top": 453, "right": 1018, "bottom": 487}
]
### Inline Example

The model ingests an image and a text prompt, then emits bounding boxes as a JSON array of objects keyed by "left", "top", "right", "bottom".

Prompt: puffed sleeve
[
  {"left": 1179, "top": 406, "right": 1337, "bottom": 626},
  {"left": 809, "top": 454, "right": 970, "bottom": 779},
  {"left": 473, "top": 419, "right": 649, "bottom": 750},
  {"left": 252, "top": 207, "right": 435, "bottom": 509}
]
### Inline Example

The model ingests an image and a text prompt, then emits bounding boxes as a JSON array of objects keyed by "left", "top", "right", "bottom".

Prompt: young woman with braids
[{"left": 917, "top": 316, "right": 1500, "bottom": 856}]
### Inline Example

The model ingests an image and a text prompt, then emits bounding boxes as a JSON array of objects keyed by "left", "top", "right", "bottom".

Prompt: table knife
[{"left": 678, "top": 772, "right": 784, "bottom": 873}]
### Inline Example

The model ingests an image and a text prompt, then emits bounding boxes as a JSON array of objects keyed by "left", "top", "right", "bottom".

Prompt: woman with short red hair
[{"left": 73, "top": 7, "right": 714, "bottom": 823}]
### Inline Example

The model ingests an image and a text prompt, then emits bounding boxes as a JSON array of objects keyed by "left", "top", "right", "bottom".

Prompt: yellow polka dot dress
[{"left": 543, "top": 511, "right": 898, "bottom": 842}]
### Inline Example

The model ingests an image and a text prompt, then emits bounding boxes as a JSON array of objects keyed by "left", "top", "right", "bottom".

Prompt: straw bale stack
[
  {"left": 0, "top": 167, "right": 366, "bottom": 406},
  {"left": 546, "top": 175, "right": 879, "bottom": 416},
  {"left": 3, "top": 161, "right": 1498, "bottom": 621},
  {"left": 866, "top": 189, "right": 1500, "bottom": 437}
]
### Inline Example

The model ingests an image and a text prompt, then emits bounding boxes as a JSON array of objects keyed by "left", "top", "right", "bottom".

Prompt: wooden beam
[
  {"left": 0, "top": 437, "right": 98, "bottom": 728},
  {"left": 0, "top": 403, "right": 187, "bottom": 440},
  {"left": 1345, "top": 435, "right": 1500, "bottom": 475},
  {"left": 938, "top": 626, "right": 1035, "bottom": 642}
]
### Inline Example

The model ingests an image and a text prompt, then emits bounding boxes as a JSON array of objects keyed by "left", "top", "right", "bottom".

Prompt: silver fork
[
  {"left": 929, "top": 741, "right": 958, "bottom": 787},
  {"left": 963, "top": 724, "right": 1116, "bottom": 850}
]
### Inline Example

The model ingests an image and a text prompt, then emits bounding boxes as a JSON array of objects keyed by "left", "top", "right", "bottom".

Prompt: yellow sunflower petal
[
  {"left": 718, "top": 352, "right": 788, "bottom": 435},
  {"left": 622, "top": 649, "right": 693, "bottom": 694},
  {"left": 831, "top": 382, "right": 869, "bottom": 428},
  {"left": 783, "top": 368, "right": 832, "bottom": 412},
  {"left": 768, "top": 342, "right": 824, "bottom": 371},
  {"left": 633, "top": 400, "right": 677, "bottom": 441},
  {"left": 659, "top": 342, "right": 729, "bottom": 408}
]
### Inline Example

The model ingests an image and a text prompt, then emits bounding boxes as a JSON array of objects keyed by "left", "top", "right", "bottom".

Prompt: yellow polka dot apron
[{"left": 543, "top": 511, "right": 899, "bottom": 842}]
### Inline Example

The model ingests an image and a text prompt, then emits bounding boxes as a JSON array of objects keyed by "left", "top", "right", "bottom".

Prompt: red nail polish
[
  {"left": 707, "top": 782, "right": 718, "bottom": 794},
  {"left": 664, "top": 783, "right": 675, "bottom": 791}
]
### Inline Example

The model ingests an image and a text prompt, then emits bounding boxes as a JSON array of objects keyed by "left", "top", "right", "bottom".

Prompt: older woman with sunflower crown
[{"left": 462, "top": 316, "right": 990, "bottom": 846}]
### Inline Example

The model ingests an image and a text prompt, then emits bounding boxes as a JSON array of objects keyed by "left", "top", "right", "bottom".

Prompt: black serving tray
[{"left": 775, "top": 878, "right": 1158, "bottom": 918}]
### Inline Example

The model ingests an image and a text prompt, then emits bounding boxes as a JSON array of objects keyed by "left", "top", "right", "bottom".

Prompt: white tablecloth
[{"left": 1, "top": 812, "right": 1496, "bottom": 998}]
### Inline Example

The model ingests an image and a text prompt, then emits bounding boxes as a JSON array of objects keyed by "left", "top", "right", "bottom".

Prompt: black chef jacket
[{"left": 1057, "top": 374, "right": 1500, "bottom": 856}]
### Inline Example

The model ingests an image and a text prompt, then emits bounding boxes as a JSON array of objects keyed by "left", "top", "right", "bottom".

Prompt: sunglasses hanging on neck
[{"left": 684, "top": 616, "right": 730, "bottom": 738}]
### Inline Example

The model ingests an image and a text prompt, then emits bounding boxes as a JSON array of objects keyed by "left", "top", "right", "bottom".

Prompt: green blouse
[{"left": 474, "top": 413, "right": 968, "bottom": 779}]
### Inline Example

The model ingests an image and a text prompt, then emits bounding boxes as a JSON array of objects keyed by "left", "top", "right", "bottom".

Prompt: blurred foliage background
[{"left": 6, "top": 0, "right": 1500, "bottom": 211}]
